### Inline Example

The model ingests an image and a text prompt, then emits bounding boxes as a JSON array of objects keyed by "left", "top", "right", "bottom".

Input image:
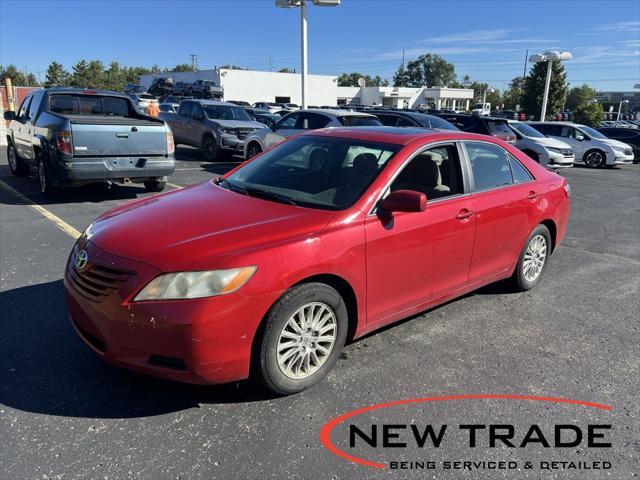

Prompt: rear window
[
  {"left": 487, "top": 121, "right": 512, "bottom": 135},
  {"left": 49, "top": 94, "right": 133, "bottom": 117},
  {"left": 417, "top": 115, "right": 458, "bottom": 130},
  {"left": 338, "top": 116, "right": 382, "bottom": 127}
]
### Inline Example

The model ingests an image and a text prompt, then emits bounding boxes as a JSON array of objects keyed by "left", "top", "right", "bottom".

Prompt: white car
[
  {"left": 252, "top": 102, "right": 283, "bottom": 114},
  {"left": 243, "top": 109, "right": 382, "bottom": 159},
  {"left": 528, "top": 121, "right": 634, "bottom": 168},
  {"left": 507, "top": 120, "right": 574, "bottom": 169}
]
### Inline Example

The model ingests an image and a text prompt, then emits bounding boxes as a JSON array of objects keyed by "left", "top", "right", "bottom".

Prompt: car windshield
[
  {"left": 338, "top": 116, "right": 382, "bottom": 127},
  {"left": 580, "top": 126, "right": 607, "bottom": 139},
  {"left": 510, "top": 121, "right": 545, "bottom": 138},
  {"left": 224, "top": 136, "right": 400, "bottom": 210},
  {"left": 204, "top": 105, "right": 252, "bottom": 121},
  {"left": 417, "top": 115, "right": 459, "bottom": 130}
]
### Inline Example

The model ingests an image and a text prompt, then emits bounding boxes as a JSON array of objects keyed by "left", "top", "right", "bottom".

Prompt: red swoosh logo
[{"left": 319, "top": 393, "right": 612, "bottom": 469}]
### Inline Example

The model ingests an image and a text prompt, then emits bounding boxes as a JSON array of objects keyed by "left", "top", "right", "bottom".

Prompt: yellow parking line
[{"left": 0, "top": 180, "right": 81, "bottom": 239}]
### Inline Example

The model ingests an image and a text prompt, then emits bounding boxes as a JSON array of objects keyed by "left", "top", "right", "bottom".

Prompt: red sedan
[{"left": 64, "top": 127, "right": 570, "bottom": 394}]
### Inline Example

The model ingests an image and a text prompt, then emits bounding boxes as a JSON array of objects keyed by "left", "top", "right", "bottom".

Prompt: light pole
[
  {"left": 275, "top": 0, "right": 340, "bottom": 109},
  {"left": 529, "top": 51, "right": 572, "bottom": 121},
  {"left": 616, "top": 99, "right": 629, "bottom": 121}
]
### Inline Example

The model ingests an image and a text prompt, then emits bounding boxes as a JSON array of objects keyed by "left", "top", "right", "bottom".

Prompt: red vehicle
[{"left": 64, "top": 127, "right": 570, "bottom": 394}]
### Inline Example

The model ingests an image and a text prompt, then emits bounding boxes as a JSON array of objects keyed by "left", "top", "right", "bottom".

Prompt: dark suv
[
  {"left": 432, "top": 113, "right": 516, "bottom": 143},
  {"left": 369, "top": 110, "right": 458, "bottom": 130}
]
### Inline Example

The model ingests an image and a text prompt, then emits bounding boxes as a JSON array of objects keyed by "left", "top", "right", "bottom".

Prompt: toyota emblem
[{"left": 75, "top": 250, "right": 89, "bottom": 271}]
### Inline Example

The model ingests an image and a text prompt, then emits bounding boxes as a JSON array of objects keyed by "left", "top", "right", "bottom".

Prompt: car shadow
[{"left": 0, "top": 280, "right": 277, "bottom": 420}]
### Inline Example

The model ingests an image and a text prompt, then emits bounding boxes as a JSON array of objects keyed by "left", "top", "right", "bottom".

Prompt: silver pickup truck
[
  {"left": 160, "top": 100, "right": 265, "bottom": 161},
  {"left": 5, "top": 88, "right": 176, "bottom": 195}
]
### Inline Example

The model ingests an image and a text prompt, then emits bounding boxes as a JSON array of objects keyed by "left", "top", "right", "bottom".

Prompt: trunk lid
[{"left": 71, "top": 122, "right": 167, "bottom": 157}]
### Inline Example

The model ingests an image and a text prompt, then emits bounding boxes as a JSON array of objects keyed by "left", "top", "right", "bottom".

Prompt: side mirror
[
  {"left": 381, "top": 190, "right": 427, "bottom": 213},
  {"left": 575, "top": 134, "right": 585, "bottom": 141},
  {"left": 4, "top": 111, "right": 16, "bottom": 121}
]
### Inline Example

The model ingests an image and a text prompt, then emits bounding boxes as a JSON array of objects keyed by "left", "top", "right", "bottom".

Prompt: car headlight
[
  {"left": 219, "top": 127, "right": 236, "bottom": 135},
  {"left": 133, "top": 266, "right": 257, "bottom": 301},
  {"left": 547, "top": 147, "right": 572, "bottom": 155},
  {"left": 612, "top": 146, "right": 628, "bottom": 153}
]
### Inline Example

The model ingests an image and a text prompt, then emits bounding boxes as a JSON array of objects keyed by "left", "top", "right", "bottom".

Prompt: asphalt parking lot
[{"left": 0, "top": 147, "right": 638, "bottom": 479}]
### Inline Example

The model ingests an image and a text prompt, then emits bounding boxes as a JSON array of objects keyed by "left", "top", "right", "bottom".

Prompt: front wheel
[
  {"left": 255, "top": 283, "right": 348, "bottom": 395},
  {"left": 583, "top": 149, "right": 606, "bottom": 168},
  {"left": 508, "top": 224, "right": 551, "bottom": 292},
  {"left": 246, "top": 142, "right": 262, "bottom": 159},
  {"left": 7, "top": 141, "right": 29, "bottom": 175},
  {"left": 202, "top": 135, "right": 219, "bottom": 161}
]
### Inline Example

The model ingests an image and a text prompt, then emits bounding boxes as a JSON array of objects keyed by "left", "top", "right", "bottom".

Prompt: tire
[
  {"left": 37, "top": 154, "right": 59, "bottom": 197},
  {"left": 256, "top": 283, "right": 348, "bottom": 395},
  {"left": 583, "top": 149, "right": 606, "bottom": 168},
  {"left": 522, "top": 150, "right": 539, "bottom": 163},
  {"left": 202, "top": 134, "right": 219, "bottom": 161},
  {"left": 246, "top": 142, "right": 262, "bottom": 160},
  {"left": 7, "top": 141, "right": 29, "bottom": 176},
  {"left": 508, "top": 224, "right": 552, "bottom": 292},
  {"left": 144, "top": 180, "right": 166, "bottom": 192}
]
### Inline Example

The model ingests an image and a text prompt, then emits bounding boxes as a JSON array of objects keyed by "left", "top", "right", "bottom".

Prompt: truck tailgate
[{"left": 71, "top": 123, "right": 167, "bottom": 157}]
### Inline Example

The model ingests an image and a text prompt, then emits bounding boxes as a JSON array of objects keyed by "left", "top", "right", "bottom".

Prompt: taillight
[
  {"left": 563, "top": 182, "right": 571, "bottom": 198},
  {"left": 166, "top": 130, "right": 175, "bottom": 155},
  {"left": 57, "top": 131, "right": 73, "bottom": 155}
]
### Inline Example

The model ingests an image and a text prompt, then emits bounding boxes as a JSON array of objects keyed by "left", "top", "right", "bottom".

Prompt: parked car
[
  {"left": 124, "top": 84, "right": 146, "bottom": 95},
  {"left": 282, "top": 103, "right": 300, "bottom": 110},
  {"left": 5, "top": 88, "right": 175, "bottom": 194},
  {"left": 159, "top": 100, "right": 264, "bottom": 161},
  {"left": 244, "top": 108, "right": 280, "bottom": 128},
  {"left": 243, "top": 109, "right": 382, "bottom": 159},
  {"left": 471, "top": 102, "right": 491, "bottom": 116},
  {"left": 187, "top": 80, "right": 223, "bottom": 99},
  {"left": 227, "top": 100, "right": 251, "bottom": 107},
  {"left": 65, "top": 127, "right": 570, "bottom": 394},
  {"left": 252, "top": 102, "right": 282, "bottom": 114},
  {"left": 169, "top": 81, "right": 190, "bottom": 96},
  {"left": 528, "top": 121, "right": 634, "bottom": 168},
  {"left": 506, "top": 120, "right": 574, "bottom": 168},
  {"left": 129, "top": 93, "right": 158, "bottom": 114},
  {"left": 597, "top": 127, "right": 640, "bottom": 163},
  {"left": 433, "top": 113, "right": 517, "bottom": 143},
  {"left": 159, "top": 95, "right": 186, "bottom": 111},
  {"left": 159, "top": 103, "right": 177, "bottom": 113},
  {"left": 147, "top": 77, "right": 175, "bottom": 97},
  {"left": 369, "top": 110, "right": 458, "bottom": 130}
]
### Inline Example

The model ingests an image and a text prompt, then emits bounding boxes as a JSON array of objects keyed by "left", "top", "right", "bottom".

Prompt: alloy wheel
[
  {"left": 585, "top": 151, "right": 604, "bottom": 168},
  {"left": 276, "top": 302, "right": 337, "bottom": 379},
  {"left": 8, "top": 145, "right": 17, "bottom": 171},
  {"left": 522, "top": 234, "right": 547, "bottom": 282}
]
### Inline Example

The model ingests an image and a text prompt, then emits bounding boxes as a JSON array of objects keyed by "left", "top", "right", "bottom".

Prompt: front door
[
  {"left": 266, "top": 112, "right": 301, "bottom": 147},
  {"left": 365, "top": 143, "right": 476, "bottom": 325}
]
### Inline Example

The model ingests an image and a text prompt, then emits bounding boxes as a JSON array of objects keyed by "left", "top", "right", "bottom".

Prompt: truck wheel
[
  {"left": 37, "top": 154, "right": 59, "bottom": 197},
  {"left": 202, "top": 135, "right": 219, "bottom": 161},
  {"left": 144, "top": 180, "right": 166, "bottom": 192},
  {"left": 7, "top": 141, "right": 29, "bottom": 176}
]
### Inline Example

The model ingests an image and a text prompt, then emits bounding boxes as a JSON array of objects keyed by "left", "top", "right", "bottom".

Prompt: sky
[{"left": 1, "top": 0, "right": 639, "bottom": 92}]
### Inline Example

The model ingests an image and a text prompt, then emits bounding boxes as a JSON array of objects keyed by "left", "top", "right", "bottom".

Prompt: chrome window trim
[{"left": 367, "top": 140, "right": 471, "bottom": 216}]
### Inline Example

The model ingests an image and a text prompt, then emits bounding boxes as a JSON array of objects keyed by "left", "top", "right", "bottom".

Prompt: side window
[
  {"left": 391, "top": 144, "right": 463, "bottom": 200},
  {"left": 178, "top": 102, "right": 193, "bottom": 117},
  {"left": 298, "top": 113, "right": 330, "bottom": 130},
  {"left": 376, "top": 114, "right": 397, "bottom": 127},
  {"left": 466, "top": 142, "right": 514, "bottom": 192},
  {"left": 17, "top": 96, "right": 32, "bottom": 119},
  {"left": 191, "top": 103, "right": 204, "bottom": 119},
  {"left": 509, "top": 155, "right": 533, "bottom": 183},
  {"left": 559, "top": 126, "right": 577, "bottom": 138},
  {"left": 276, "top": 112, "right": 299, "bottom": 129},
  {"left": 397, "top": 117, "right": 416, "bottom": 127},
  {"left": 27, "top": 91, "right": 44, "bottom": 121}
]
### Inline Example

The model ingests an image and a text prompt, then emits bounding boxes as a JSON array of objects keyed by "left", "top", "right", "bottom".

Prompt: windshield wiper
[{"left": 244, "top": 187, "right": 299, "bottom": 206}]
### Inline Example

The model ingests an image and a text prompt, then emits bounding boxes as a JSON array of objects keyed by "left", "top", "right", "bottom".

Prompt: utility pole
[
  {"left": 190, "top": 54, "right": 198, "bottom": 72},
  {"left": 519, "top": 49, "right": 528, "bottom": 110},
  {"left": 269, "top": 52, "right": 272, "bottom": 72},
  {"left": 401, "top": 49, "right": 405, "bottom": 87}
]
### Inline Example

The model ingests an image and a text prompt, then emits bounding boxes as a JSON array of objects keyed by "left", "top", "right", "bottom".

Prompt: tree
[
  {"left": 572, "top": 101, "right": 604, "bottom": 127},
  {"left": 337, "top": 72, "right": 387, "bottom": 87},
  {"left": 219, "top": 65, "right": 248, "bottom": 70},
  {"left": 0, "top": 64, "right": 28, "bottom": 86},
  {"left": 104, "top": 62, "right": 123, "bottom": 91},
  {"left": 502, "top": 76, "right": 525, "bottom": 110},
  {"left": 278, "top": 67, "right": 294, "bottom": 73},
  {"left": 45, "top": 61, "right": 70, "bottom": 87},
  {"left": 392, "top": 53, "right": 456, "bottom": 88},
  {"left": 521, "top": 61, "right": 568, "bottom": 119},
  {"left": 565, "top": 84, "right": 597, "bottom": 111},
  {"left": 170, "top": 63, "right": 194, "bottom": 72},
  {"left": 70, "top": 60, "right": 90, "bottom": 87}
]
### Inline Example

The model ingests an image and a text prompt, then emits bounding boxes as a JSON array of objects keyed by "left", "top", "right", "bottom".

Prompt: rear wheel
[
  {"left": 144, "top": 179, "right": 166, "bottom": 192},
  {"left": 202, "top": 135, "right": 219, "bottom": 161},
  {"left": 255, "top": 283, "right": 348, "bottom": 395},
  {"left": 583, "top": 149, "right": 606, "bottom": 168},
  {"left": 7, "top": 141, "right": 29, "bottom": 175},
  {"left": 37, "top": 154, "right": 59, "bottom": 197},
  {"left": 508, "top": 224, "right": 551, "bottom": 292}
]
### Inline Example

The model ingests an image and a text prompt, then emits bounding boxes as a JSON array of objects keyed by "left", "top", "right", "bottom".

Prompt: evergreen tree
[
  {"left": 522, "top": 61, "right": 568, "bottom": 119},
  {"left": 45, "top": 61, "right": 70, "bottom": 87}
]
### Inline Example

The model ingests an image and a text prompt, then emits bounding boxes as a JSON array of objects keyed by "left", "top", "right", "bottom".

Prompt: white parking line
[
  {"left": 0, "top": 180, "right": 81, "bottom": 239},
  {"left": 167, "top": 182, "right": 183, "bottom": 189}
]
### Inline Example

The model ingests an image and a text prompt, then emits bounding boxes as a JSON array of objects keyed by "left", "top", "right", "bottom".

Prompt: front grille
[
  {"left": 68, "top": 260, "right": 134, "bottom": 303},
  {"left": 235, "top": 128, "right": 255, "bottom": 140},
  {"left": 561, "top": 149, "right": 573, "bottom": 156}
]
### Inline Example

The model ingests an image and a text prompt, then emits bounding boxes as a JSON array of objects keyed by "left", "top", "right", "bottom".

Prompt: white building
[{"left": 138, "top": 68, "right": 474, "bottom": 110}]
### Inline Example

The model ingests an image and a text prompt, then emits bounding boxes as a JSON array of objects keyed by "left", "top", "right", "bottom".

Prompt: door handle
[
  {"left": 527, "top": 191, "right": 539, "bottom": 200},
  {"left": 455, "top": 209, "right": 476, "bottom": 220}
]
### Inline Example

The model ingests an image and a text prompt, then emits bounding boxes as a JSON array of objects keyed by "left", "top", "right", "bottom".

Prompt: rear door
[
  {"left": 12, "top": 95, "right": 33, "bottom": 159},
  {"left": 464, "top": 140, "right": 539, "bottom": 284}
]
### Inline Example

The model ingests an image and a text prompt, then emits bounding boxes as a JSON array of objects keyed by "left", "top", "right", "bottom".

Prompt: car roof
[
  {"left": 300, "top": 108, "right": 376, "bottom": 117},
  {"left": 190, "top": 100, "right": 238, "bottom": 106},
  {"left": 304, "top": 126, "right": 495, "bottom": 145},
  {"left": 45, "top": 87, "right": 128, "bottom": 97},
  {"left": 529, "top": 121, "right": 578, "bottom": 126}
]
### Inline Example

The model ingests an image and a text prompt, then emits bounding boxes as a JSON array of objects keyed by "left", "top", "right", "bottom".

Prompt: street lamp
[
  {"left": 529, "top": 50, "right": 572, "bottom": 121},
  {"left": 616, "top": 99, "right": 629, "bottom": 121},
  {"left": 275, "top": 0, "right": 340, "bottom": 109}
]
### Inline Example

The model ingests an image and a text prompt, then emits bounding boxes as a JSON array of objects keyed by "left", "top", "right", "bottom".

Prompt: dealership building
[{"left": 138, "top": 68, "right": 474, "bottom": 109}]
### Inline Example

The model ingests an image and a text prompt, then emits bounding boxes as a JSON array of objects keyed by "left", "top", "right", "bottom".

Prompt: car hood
[
  {"left": 90, "top": 181, "right": 335, "bottom": 271},
  {"left": 210, "top": 119, "right": 265, "bottom": 129},
  {"left": 597, "top": 138, "right": 632, "bottom": 150},
  {"left": 531, "top": 136, "right": 572, "bottom": 149}
]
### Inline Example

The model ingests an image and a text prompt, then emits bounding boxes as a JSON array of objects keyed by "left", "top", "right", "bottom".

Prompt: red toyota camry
[{"left": 64, "top": 127, "right": 570, "bottom": 394}]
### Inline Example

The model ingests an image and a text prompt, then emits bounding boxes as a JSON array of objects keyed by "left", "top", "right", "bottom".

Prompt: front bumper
[
  {"left": 53, "top": 156, "right": 176, "bottom": 186},
  {"left": 218, "top": 134, "right": 246, "bottom": 153},
  {"left": 613, "top": 152, "right": 634, "bottom": 165},
  {"left": 64, "top": 241, "right": 275, "bottom": 384},
  {"left": 545, "top": 150, "right": 574, "bottom": 169}
]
